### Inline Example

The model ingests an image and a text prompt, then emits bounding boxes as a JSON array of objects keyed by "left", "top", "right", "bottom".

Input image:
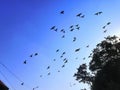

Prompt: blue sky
[{"left": 0, "top": 0, "right": 120, "bottom": 90}]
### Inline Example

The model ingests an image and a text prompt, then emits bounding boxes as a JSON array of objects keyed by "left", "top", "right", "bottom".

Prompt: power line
[
  {"left": 0, "top": 70, "right": 16, "bottom": 90},
  {"left": 0, "top": 62, "right": 23, "bottom": 83}
]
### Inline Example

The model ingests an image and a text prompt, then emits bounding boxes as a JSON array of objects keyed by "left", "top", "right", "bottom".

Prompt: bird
[
  {"left": 53, "top": 59, "right": 56, "bottom": 61},
  {"left": 60, "top": 10, "right": 64, "bottom": 14},
  {"left": 34, "top": 53, "right": 38, "bottom": 56},
  {"left": 86, "top": 45, "right": 89, "bottom": 48},
  {"left": 40, "top": 75, "right": 42, "bottom": 77},
  {"left": 98, "top": 11, "right": 103, "bottom": 14},
  {"left": 47, "top": 66, "right": 50, "bottom": 69},
  {"left": 30, "top": 54, "right": 33, "bottom": 57},
  {"left": 73, "top": 37, "right": 76, "bottom": 42},
  {"left": 75, "top": 48, "right": 80, "bottom": 52},
  {"left": 60, "top": 29, "right": 65, "bottom": 33},
  {"left": 75, "top": 24, "right": 79, "bottom": 27},
  {"left": 54, "top": 28, "right": 58, "bottom": 32},
  {"left": 63, "top": 58, "right": 67, "bottom": 61},
  {"left": 76, "top": 13, "right": 82, "bottom": 17},
  {"left": 70, "top": 28, "right": 74, "bottom": 31},
  {"left": 83, "top": 57, "right": 86, "bottom": 60},
  {"left": 47, "top": 72, "right": 50, "bottom": 75},
  {"left": 61, "top": 35, "right": 65, "bottom": 38},
  {"left": 62, "top": 64, "right": 65, "bottom": 68},
  {"left": 94, "top": 12, "right": 99, "bottom": 15},
  {"left": 21, "top": 82, "right": 24, "bottom": 85},
  {"left": 102, "top": 25, "right": 106, "bottom": 29},
  {"left": 50, "top": 26, "right": 55, "bottom": 30},
  {"left": 81, "top": 15, "right": 85, "bottom": 18},
  {"left": 76, "top": 27, "right": 80, "bottom": 30},
  {"left": 60, "top": 55, "right": 63, "bottom": 58},
  {"left": 64, "top": 60, "right": 68, "bottom": 63},
  {"left": 23, "top": 60, "right": 27, "bottom": 64},
  {"left": 58, "top": 70, "right": 60, "bottom": 72},
  {"left": 103, "top": 30, "right": 107, "bottom": 33},
  {"left": 70, "top": 25, "right": 74, "bottom": 28},
  {"left": 62, "top": 52, "right": 66, "bottom": 55},
  {"left": 56, "top": 49, "right": 59, "bottom": 52},
  {"left": 107, "top": 22, "right": 111, "bottom": 25}
]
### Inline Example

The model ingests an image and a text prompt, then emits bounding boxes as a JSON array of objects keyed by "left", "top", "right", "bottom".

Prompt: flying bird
[
  {"left": 98, "top": 11, "right": 103, "bottom": 14},
  {"left": 23, "top": 60, "right": 27, "bottom": 64},
  {"left": 50, "top": 26, "right": 55, "bottom": 30},
  {"left": 75, "top": 48, "right": 80, "bottom": 52},
  {"left": 75, "top": 24, "right": 79, "bottom": 27},
  {"left": 107, "top": 22, "right": 111, "bottom": 25},
  {"left": 61, "top": 35, "right": 65, "bottom": 38},
  {"left": 60, "top": 10, "right": 64, "bottom": 14},
  {"left": 94, "top": 12, "right": 99, "bottom": 15},
  {"left": 30, "top": 54, "right": 33, "bottom": 57},
  {"left": 56, "top": 49, "right": 59, "bottom": 52},
  {"left": 62, "top": 52, "right": 66, "bottom": 55},
  {"left": 34, "top": 53, "right": 38, "bottom": 56},
  {"left": 86, "top": 45, "right": 89, "bottom": 48},
  {"left": 73, "top": 37, "right": 76, "bottom": 42},
  {"left": 47, "top": 66, "right": 50, "bottom": 69},
  {"left": 47, "top": 72, "right": 50, "bottom": 75},
  {"left": 76, "top": 13, "right": 82, "bottom": 17},
  {"left": 81, "top": 15, "right": 85, "bottom": 18},
  {"left": 103, "top": 30, "right": 107, "bottom": 33},
  {"left": 102, "top": 25, "right": 106, "bottom": 29},
  {"left": 40, "top": 75, "right": 42, "bottom": 77},
  {"left": 69, "top": 25, "right": 74, "bottom": 28},
  {"left": 21, "top": 82, "right": 24, "bottom": 85},
  {"left": 64, "top": 60, "right": 68, "bottom": 63},
  {"left": 76, "top": 27, "right": 80, "bottom": 30},
  {"left": 62, "top": 64, "right": 65, "bottom": 68},
  {"left": 70, "top": 28, "right": 74, "bottom": 31}
]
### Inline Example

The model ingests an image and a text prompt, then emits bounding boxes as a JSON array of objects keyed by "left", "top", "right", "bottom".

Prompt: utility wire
[{"left": 0, "top": 70, "right": 16, "bottom": 90}]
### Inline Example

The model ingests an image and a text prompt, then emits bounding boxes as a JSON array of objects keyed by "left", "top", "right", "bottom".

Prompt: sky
[{"left": 0, "top": 0, "right": 120, "bottom": 90}]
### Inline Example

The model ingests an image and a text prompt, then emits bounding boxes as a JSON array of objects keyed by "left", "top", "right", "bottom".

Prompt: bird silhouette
[
  {"left": 107, "top": 22, "right": 111, "bottom": 25},
  {"left": 30, "top": 54, "right": 33, "bottom": 57},
  {"left": 75, "top": 24, "right": 79, "bottom": 27},
  {"left": 70, "top": 25, "right": 74, "bottom": 28},
  {"left": 86, "top": 45, "right": 89, "bottom": 48},
  {"left": 60, "top": 10, "right": 64, "bottom": 14},
  {"left": 70, "top": 28, "right": 74, "bottom": 31},
  {"left": 62, "top": 52, "right": 66, "bottom": 55},
  {"left": 34, "top": 53, "right": 38, "bottom": 56},
  {"left": 50, "top": 26, "right": 55, "bottom": 30},
  {"left": 64, "top": 60, "right": 68, "bottom": 63},
  {"left": 61, "top": 35, "right": 65, "bottom": 38},
  {"left": 76, "top": 27, "right": 80, "bottom": 30},
  {"left": 62, "top": 64, "right": 65, "bottom": 68},
  {"left": 73, "top": 37, "right": 76, "bottom": 42},
  {"left": 23, "top": 60, "right": 27, "bottom": 64},
  {"left": 47, "top": 72, "right": 50, "bottom": 75},
  {"left": 40, "top": 75, "right": 42, "bottom": 77},
  {"left": 75, "top": 48, "right": 80, "bottom": 52},
  {"left": 81, "top": 15, "right": 85, "bottom": 18},
  {"left": 102, "top": 25, "right": 106, "bottom": 29},
  {"left": 54, "top": 28, "right": 58, "bottom": 32},
  {"left": 98, "top": 11, "right": 103, "bottom": 14},
  {"left": 94, "top": 12, "right": 99, "bottom": 15},
  {"left": 53, "top": 59, "right": 56, "bottom": 61},
  {"left": 83, "top": 57, "right": 86, "bottom": 60},
  {"left": 76, "top": 13, "right": 82, "bottom": 17},
  {"left": 56, "top": 49, "right": 59, "bottom": 52},
  {"left": 103, "top": 30, "right": 107, "bottom": 33},
  {"left": 21, "top": 82, "right": 24, "bottom": 85},
  {"left": 47, "top": 66, "right": 50, "bottom": 69},
  {"left": 58, "top": 70, "right": 60, "bottom": 72}
]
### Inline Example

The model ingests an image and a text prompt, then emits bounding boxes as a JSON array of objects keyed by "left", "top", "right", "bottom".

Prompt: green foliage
[{"left": 74, "top": 35, "right": 120, "bottom": 90}]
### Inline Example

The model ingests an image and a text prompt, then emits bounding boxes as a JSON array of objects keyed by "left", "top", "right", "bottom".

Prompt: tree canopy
[{"left": 74, "top": 35, "right": 120, "bottom": 90}]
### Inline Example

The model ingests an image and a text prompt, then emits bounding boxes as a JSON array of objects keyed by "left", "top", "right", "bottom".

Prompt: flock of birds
[
  {"left": 21, "top": 10, "right": 112, "bottom": 90},
  {"left": 0, "top": 10, "right": 112, "bottom": 90}
]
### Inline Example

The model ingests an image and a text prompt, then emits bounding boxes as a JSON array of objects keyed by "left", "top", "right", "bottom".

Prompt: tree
[{"left": 74, "top": 35, "right": 120, "bottom": 90}]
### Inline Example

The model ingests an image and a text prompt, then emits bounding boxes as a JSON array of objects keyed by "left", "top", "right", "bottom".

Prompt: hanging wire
[
  {"left": 0, "top": 62, "right": 23, "bottom": 83},
  {"left": 0, "top": 70, "right": 16, "bottom": 90},
  {"left": 0, "top": 62, "right": 34, "bottom": 90}
]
